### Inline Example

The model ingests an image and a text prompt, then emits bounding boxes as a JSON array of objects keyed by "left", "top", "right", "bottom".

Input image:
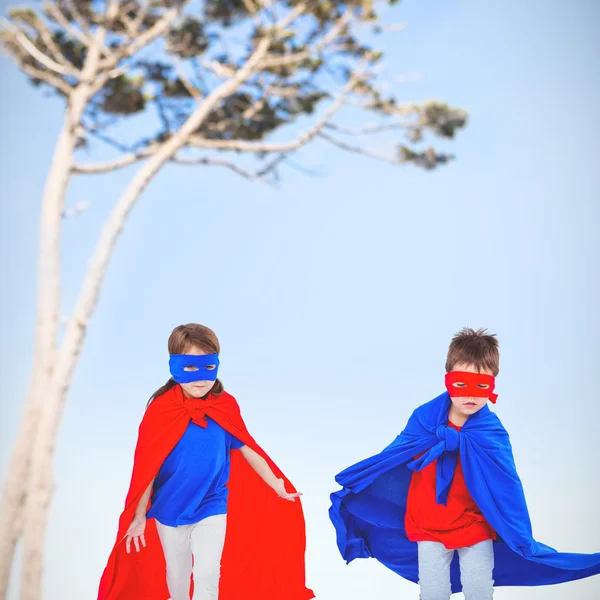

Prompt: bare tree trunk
[
  {"left": 0, "top": 27, "right": 108, "bottom": 598},
  {"left": 0, "top": 121, "right": 70, "bottom": 600},
  {"left": 18, "top": 38, "right": 271, "bottom": 600}
]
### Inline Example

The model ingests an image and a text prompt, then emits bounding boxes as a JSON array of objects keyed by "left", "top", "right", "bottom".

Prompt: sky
[{"left": 0, "top": 0, "right": 599, "bottom": 599}]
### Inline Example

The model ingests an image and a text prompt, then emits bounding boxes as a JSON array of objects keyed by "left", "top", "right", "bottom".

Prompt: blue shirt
[{"left": 147, "top": 418, "right": 245, "bottom": 526}]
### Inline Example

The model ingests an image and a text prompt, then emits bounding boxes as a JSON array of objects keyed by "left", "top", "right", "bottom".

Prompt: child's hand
[
  {"left": 125, "top": 515, "right": 147, "bottom": 554},
  {"left": 274, "top": 478, "right": 303, "bottom": 502}
]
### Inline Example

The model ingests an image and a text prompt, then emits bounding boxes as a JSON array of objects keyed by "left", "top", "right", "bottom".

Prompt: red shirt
[{"left": 404, "top": 421, "right": 496, "bottom": 549}]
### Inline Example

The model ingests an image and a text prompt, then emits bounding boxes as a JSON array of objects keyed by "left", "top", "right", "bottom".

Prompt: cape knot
[
  {"left": 436, "top": 425, "right": 459, "bottom": 451},
  {"left": 184, "top": 401, "right": 209, "bottom": 427}
]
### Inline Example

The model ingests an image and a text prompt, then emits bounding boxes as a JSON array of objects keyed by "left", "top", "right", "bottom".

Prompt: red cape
[{"left": 98, "top": 385, "right": 314, "bottom": 600}]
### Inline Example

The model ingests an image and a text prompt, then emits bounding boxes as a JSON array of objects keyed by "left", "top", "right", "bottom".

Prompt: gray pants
[
  {"left": 417, "top": 540, "right": 494, "bottom": 600},
  {"left": 156, "top": 514, "right": 227, "bottom": 600}
]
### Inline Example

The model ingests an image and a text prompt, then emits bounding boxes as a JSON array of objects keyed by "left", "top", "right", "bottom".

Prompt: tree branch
[
  {"left": 72, "top": 148, "right": 286, "bottom": 178},
  {"left": 259, "top": 10, "right": 353, "bottom": 68},
  {"left": 201, "top": 57, "right": 236, "bottom": 80},
  {"left": 73, "top": 35, "right": 275, "bottom": 175},
  {"left": 99, "top": 5, "right": 182, "bottom": 70},
  {"left": 265, "top": 83, "right": 302, "bottom": 97},
  {"left": 242, "top": 96, "right": 268, "bottom": 120},
  {"left": 189, "top": 61, "right": 368, "bottom": 154},
  {"left": 63, "top": 0, "right": 92, "bottom": 36},
  {"left": 241, "top": 0, "right": 262, "bottom": 28},
  {"left": 44, "top": 0, "right": 113, "bottom": 61},
  {"left": 317, "top": 131, "right": 398, "bottom": 165},
  {"left": 173, "top": 64, "right": 202, "bottom": 99},
  {"left": 104, "top": 0, "right": 121, "bottom": 24},
  {"left": 31, "top": 14, "right": 73, "bottom": 69},
  {"left": 324, "top": 121, "right": 410, "bottom": 136},
  {"left": 201, "top": 4, "right": 311, "bottom": 82},
  {"left": 43, "top": 0, "right": 92, "bottom": 48},
  {"left": 20, "top": 61, "right": 73, "bottom": 95},
  {"left": 130, "top": 0, "right": 151, "bottom": 37},
  {"left": 257, "top": 152, "right": 286, "bottom": 177},
  {"left": 92, "top": 4, "right": 187, "bottom": 92},
  {"left": 172, "top": 156, "right": 269, "bottom": 182},
  {"left": 154, "top": 97, "right": 172, "bottom": 136},
  {"left": 85, "top": 126, "right": 141, "bottom": 153},
  {"left": 275, "top": 2, "right": 308, "bottom": 29},
  {"left": 1, "top": 19, "right": 80, "bottom": 77},
  {"left": 71, "top": 148, "right": 154, "bottom": 174}
]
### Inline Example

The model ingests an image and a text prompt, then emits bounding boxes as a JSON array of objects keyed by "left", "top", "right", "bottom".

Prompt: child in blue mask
[{"left": 98, "top": 323, "right": 314, "bottom": 600}]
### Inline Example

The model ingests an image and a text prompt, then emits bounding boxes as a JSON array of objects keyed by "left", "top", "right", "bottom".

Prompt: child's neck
[{"left": 448, "top": 405, "right": 468, "bottom": 428}]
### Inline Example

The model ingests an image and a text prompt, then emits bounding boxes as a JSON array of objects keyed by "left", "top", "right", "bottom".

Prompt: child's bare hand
[
  {"left": 125, "top": 515, "right": 147, "bottom": 554},
  {"left": 274, "top": 478, "right": 303, "bottom": 502}
]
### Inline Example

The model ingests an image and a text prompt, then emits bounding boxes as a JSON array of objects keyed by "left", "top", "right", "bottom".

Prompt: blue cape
[{"left": 329, "top": 392, "right": 600, "bottom": 591}]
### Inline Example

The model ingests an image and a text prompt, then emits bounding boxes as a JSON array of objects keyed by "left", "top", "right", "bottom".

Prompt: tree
[{"left": 0, "top": 1, "right": 467, "bottom": 598}]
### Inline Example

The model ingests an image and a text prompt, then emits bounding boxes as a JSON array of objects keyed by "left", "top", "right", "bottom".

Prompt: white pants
[
  {"left": 417, "top": 539, "right": 495, "bottom": 600},
  {"left": 156, "top": 514, "right": 227, "bottom": 600}
]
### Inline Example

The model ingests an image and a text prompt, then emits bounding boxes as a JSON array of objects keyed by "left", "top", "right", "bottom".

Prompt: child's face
[
  {"left": 179, "top": 346, "right": 218, "bottom": 399},
  {"left": 447, "top": 362, "right": 495, "bottom": 418}
]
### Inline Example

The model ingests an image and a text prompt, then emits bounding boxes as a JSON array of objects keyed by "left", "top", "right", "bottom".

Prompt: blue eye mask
[{"left": 169, "top": 354, "right": 220, "bottom": 383}]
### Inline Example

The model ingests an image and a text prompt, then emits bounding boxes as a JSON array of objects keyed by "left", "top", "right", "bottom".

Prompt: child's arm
[
  {"left": 124, "top": 477, "right": 155, "bottom": 553},
  {"left": 134, "top": 477, "right": 156, "bottom": 518},
  {"left": 239, "top": 446, "right": 302, "bottom": 502}
]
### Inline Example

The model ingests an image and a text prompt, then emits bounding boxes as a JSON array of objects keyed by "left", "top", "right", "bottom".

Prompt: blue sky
[{"left": 1, "top": 0, "right": 599, "bottom": 599}]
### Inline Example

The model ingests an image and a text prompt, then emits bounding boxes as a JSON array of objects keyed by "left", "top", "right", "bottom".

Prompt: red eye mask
[{"left": 445, "top": 371, "right": 498, "bottom": 404}]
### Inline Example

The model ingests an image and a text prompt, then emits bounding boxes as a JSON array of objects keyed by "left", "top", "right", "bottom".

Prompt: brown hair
[
  {"left": 147, "top": 323, "right": 224, "bottom": 407},
  {"left": 445, "top": 327, "right": 500, "bottom": 376}
]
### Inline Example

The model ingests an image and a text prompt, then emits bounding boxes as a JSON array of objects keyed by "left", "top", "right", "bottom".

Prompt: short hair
[{"left": 445, "top": 327, "right": 499, "bottom": 376}]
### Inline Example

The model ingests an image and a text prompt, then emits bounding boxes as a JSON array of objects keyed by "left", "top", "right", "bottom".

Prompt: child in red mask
[
  {"left": 330, "top": 327, "right": 600, "bottom": 599},
  {"left": 404, "top": 328, "right": 500, "bottom": 599}
]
